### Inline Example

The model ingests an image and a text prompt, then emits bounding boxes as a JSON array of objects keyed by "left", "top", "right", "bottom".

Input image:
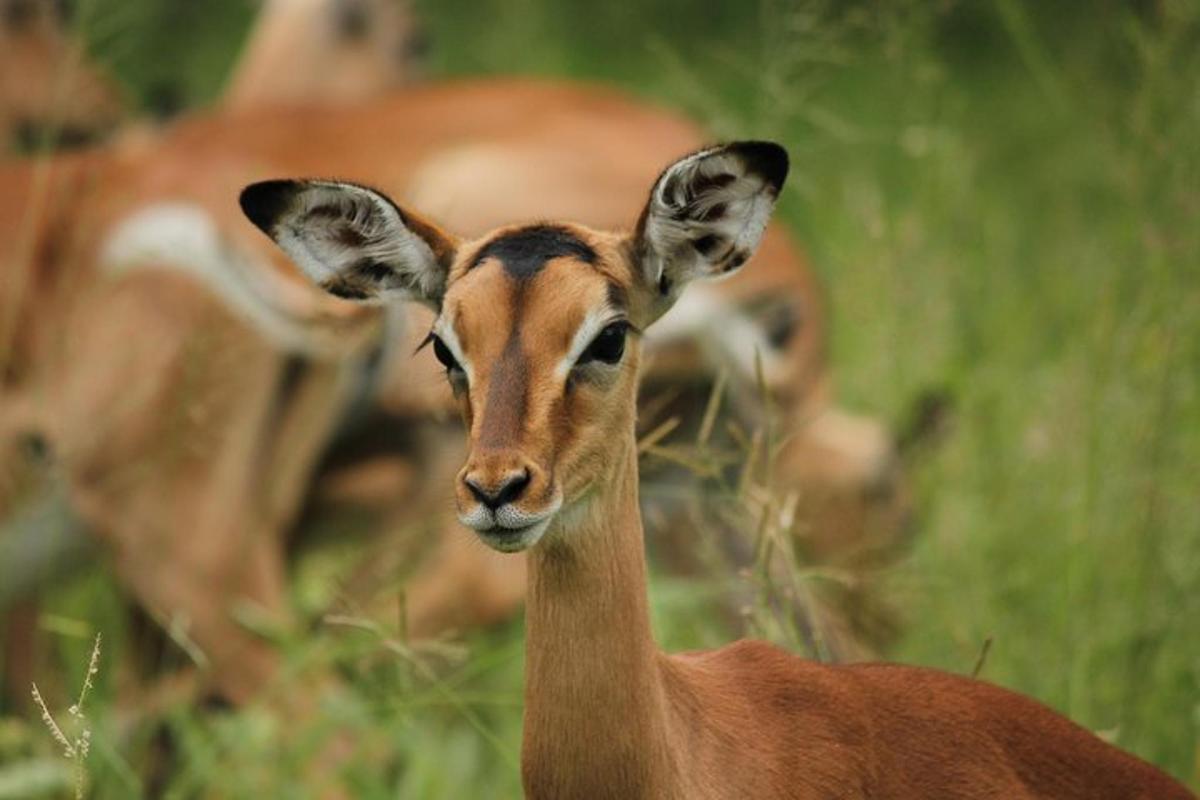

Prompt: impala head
[
  {"left": 309, "top": 0, "right": 428, "bottom": 83},
  {"left": 241, "top": 142, "right": 788, "bottom": 551},
  {"left": 226, "top": 0, "right": 427, "bottom": 111},
  {"left": 1, "top": 0, "right": 123, "bottom": 151}
]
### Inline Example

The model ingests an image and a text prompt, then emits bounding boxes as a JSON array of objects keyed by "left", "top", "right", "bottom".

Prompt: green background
[{"left": 2, "top": 0, "right": 1197, "bottom": 796}]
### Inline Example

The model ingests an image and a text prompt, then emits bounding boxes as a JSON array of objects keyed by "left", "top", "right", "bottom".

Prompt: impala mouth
[
  {"left": 473, "top": 520, "right": 550, "bottom": 552},
  {"left": 458, "top": 499, "right": 560, "bottom": 552}
]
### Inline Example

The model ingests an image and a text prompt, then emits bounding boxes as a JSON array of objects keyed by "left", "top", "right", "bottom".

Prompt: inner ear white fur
[
  {"left": 639, "top": 141, "right": 788, "bottom": 300},
  {"left": 240, "top": 179, "right": 453, "bottom": 308}
]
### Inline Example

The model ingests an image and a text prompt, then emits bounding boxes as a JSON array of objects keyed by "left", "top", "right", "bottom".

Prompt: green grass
[{"left": 2, "top": 0, "right": 1197, "bottom": 795}]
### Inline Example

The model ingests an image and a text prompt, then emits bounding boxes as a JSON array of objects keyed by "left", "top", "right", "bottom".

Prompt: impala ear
[
  {"left": 239, "top": 179, "right": 457, "bottom": 308},
  {"left": 634, "top": 141, "right": 788, "bottom": 313}
]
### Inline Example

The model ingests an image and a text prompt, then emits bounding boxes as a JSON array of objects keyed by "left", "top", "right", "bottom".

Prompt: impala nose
[{"left": 464, "top": 468, "right": 531, "bottom": 510}]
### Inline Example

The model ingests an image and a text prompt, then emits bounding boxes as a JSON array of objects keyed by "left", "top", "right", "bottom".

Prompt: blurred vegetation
[{"left": 2, "top": 0, "right": 1198, "bottom": 796}]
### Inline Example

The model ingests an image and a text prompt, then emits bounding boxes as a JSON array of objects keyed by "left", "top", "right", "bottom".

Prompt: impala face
[
  {"left": 241, "top": 141, "right": 788, "bottom": 551},
  {"left": 428, "top": 225, "right": 645, "bottom": 550}
]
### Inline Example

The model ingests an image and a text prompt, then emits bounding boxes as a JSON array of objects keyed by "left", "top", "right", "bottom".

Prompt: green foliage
[{"left": 8, "top": 0, "right": 1198, "bottom": 793}]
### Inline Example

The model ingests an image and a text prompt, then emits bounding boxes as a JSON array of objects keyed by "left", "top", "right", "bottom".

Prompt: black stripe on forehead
[{"left": 467, "top": 225, "right": 597, "bottom": 279}]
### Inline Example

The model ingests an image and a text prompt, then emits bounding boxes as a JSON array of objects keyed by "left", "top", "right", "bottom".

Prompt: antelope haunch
[{"left": 242, "top": 143, "right": 1192, "bottom": 799}]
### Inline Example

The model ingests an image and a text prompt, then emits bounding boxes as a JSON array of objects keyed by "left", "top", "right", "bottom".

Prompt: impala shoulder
[
  {"left": 664, "top": 641, "right": 877, "bottom": 795},
  {"left": 670, "top": 639, "right": 870, "bottom": 727}
]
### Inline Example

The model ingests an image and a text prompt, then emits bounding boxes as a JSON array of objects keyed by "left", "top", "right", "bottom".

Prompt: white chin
[{"left": 473, "top": 517, "right": 552, "bottom": 553}]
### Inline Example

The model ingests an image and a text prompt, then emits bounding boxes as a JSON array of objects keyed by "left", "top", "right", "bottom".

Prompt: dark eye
[
  {"left": 431, "top": 335, "right": 462, "bottom": 373},
  {"left": 578, "top": 322, "right": 628, "bottom": 366}
]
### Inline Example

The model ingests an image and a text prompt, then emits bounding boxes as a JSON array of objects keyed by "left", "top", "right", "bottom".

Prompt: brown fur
[
  {"left": 288, "top": 182, "right": 1188, "bottom": 799},
  {"left": 0, "top": 0, "right": 124, "bottom": 151},
  {"left": 223, "top": 0, "right": 423, "bottom": 112},
  {"left": 1, "top": 78, "right": 898, "bottom": 702},
  {"left": 2, "top": 0, "right": 421, "bottom": 151},
  {"left": 5, "top": 0, "right": 900, "bottom": 647}
]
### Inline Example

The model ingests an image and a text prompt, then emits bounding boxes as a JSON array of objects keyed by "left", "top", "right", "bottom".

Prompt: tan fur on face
[{"left": 444, "top": 228, "right": 641, "bottom": 540}]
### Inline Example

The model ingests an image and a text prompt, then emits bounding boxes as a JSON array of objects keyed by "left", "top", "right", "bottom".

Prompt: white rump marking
[{"left": 101, "top": 203, "right": 378, "bottom": 357}]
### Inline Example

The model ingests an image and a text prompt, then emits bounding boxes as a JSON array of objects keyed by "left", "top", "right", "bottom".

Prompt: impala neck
[{"left": 521, "top": 436, "right": 678, "bottom": 798}]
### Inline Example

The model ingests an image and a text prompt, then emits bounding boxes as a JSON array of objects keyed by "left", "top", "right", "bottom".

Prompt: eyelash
[
  {"left": 430, "top": 335, "right": 463, "bottom": 375},
  {"left": 575, "top": 321, "right": 629, "bottom": 368},
  {"left": 427, "top": 320, "right": 630, "bottom": 387}
]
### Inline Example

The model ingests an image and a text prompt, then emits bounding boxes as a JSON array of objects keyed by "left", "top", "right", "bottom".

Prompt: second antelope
[{"left": 243, "top": 142, "right": 1192, "bottom": 799}]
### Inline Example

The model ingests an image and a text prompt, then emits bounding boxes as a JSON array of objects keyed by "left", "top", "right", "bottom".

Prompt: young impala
[
  {"left": 242, "top": 142, "right": 1192, "bottom": 799},
  {"left": 2, "top": 62, "right": 911, "bottom": 706}
]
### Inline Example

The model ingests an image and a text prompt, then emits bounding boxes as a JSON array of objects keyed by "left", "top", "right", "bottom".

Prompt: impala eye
[
  {"left": 578, "top": 322, "right": 628, "bottom": 367},
  {"left": 431, "top": 335, "right": 462, "bottom": 374}
]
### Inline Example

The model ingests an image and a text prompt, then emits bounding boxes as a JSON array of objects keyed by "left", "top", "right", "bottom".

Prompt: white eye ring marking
[
  {"left": 432, "top": 316, "right": 474, "bottom": 384},
  {"left": 555, "top": 307, "right": 626, "bottom": 380}
]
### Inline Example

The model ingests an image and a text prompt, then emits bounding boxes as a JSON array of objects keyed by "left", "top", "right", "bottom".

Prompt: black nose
[{"left": 465, "top": 470, "right": 531, "bottom": 510}]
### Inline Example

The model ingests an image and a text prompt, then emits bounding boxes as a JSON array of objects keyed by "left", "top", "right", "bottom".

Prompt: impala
[
  {"left": 243, "top": 141, "right": 1193, "bottom": 799},
  {"left": 0, "top": 0, "right": 123, "bottom": 151},
  {"left": 1, "top": 70, "right": 909, "bottom": 706},
  {"left": 3, "top": 0, "right": 424, "bottom": 150},
  {"left": 4, "top": 0, "right": 919, "bottom": 705},
  {"left": 225, "top": 0, "right": 426, "bottom": 111}
]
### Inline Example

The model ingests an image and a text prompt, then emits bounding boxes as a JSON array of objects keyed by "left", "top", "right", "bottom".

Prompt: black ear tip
[
  {"left": 239, "top": 180, "right": 301, "bottom": 234},
  {"left": 729, "top": 141, "right": 789, "bottom": 193}
]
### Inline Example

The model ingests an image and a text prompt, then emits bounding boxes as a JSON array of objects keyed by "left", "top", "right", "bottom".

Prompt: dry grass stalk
[{"left": 31, "top": 632, "right": 101, "bottom": 800}]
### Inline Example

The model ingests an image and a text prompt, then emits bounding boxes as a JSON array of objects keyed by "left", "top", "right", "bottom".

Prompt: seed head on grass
[{"left": 30, "top": 632, "right": 101, "bottom": 800}]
